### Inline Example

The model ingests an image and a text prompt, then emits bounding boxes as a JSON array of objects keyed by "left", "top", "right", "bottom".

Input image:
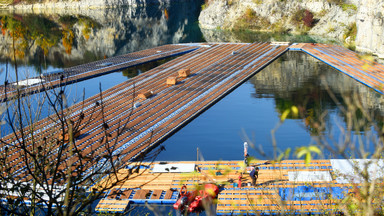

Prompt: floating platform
[
  {"left": 1, "top": 42, "right": 289, "bottom": 181},
  {"left": 0, "top": 44, "right": 199, "bottom": 102},
  {"left": 290, "top": 43, "right": 384, "bottom": 94},
  {"left": 2, "top": 42, "right": 384, "bottom": 188},
  {"left": 95, "top": 159, "right": 384, "bottom": 214}
]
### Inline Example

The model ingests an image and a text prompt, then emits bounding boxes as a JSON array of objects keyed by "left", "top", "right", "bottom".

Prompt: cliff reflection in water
[
  {"left": 250, "top": 51, "right": 384, "bottom": 136},
  {"left": 0, "top": 1, "right": 204, "bottom": 77},
  {"left": 155, "top": 51, "right": 384, "bottom": 161}
]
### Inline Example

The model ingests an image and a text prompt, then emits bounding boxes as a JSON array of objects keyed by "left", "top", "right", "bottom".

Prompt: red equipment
[{"left": 173, "top": 184, "right": 219, "bottom": 214}]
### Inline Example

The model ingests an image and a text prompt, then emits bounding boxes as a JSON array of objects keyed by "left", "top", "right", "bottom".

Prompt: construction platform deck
[
  {"left": 2, "top": 42, "right": 384, "bottom": 185},
  {"left": 1, "top": 42, "right": 289, "bottom": 181},
  {"left": 290, "top": 43, "right": 384, "bottom": 94},
  {"left": 94, "top": 159, "right": 383, "bottom": 214},
  {"left": 0, "top": 44, "right": 199, "bottom": 102}
]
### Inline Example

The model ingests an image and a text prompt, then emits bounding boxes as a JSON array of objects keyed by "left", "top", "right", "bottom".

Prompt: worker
[
  {"left": 238, "top": 173, "right": 242, "bottom": 188},
  {"left": 249, "top": 166, "right": 259, "bottom": 186}
]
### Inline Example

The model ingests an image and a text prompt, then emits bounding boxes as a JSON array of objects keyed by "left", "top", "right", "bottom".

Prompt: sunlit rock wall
[
  {"left": 200, "top": 0, "right": 384, "bottom": 58},
  {"left": 199, "top": 0, "right": 354, "bottom": 41},
  {"left": 355, "top": 0, "right": 384, "bottom": 58}
]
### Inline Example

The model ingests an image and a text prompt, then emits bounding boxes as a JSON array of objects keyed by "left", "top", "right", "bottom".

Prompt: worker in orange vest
[{"left": 238, "top": 173, "right": 242, "bottom": 188}]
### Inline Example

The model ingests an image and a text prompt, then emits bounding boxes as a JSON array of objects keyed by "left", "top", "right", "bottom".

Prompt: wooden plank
[
  {"left": 95, "top": 204, "right": 127, "bottom": 211},
  {"left": 141, "top": 185, "right": 172, "bottom": 190},
  {"left": 164, "top": 189, "right": 175, "bottom": 199},
  {"left": 150, "top": 190, "right": 163, "bottom": 199},
  {"left": 107, "top": 188, "right": 119, "bottom": 199},
  {"left": 132, "top": 189, "right": 150, "bottom": 199},
  {"left": 98, "top": 200, "right": 130, "bottom": 205},
  {"left": 120, "top": 190, "right": 132, "bottom": 199},
  {"left": 132, "top": 190, "right": 142, "bottom": 199}
]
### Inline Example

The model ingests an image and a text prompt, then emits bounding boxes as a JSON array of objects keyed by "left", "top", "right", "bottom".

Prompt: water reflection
[
  {"left": 1, "top": 0, "right": 383, "bottom": 160},
  {"left": 251, "top": 51, "right": 384, "bottom": 132},
  {"left": 121, "top": 57, "right": 175, "bottom": 78},
  {"left": 156, "top": 52, "right": 384, "bottom": 161},
  {"left": 0, "top": 0, "right": 204, "bottom": 81},
  {"left": 201, "top": 28, "right": 343, "bottom": 45}
]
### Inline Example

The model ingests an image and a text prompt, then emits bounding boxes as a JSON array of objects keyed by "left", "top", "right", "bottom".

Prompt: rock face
[
  {"left": 199, "top": 0, "right": 354, "bottom": 38},
  {"left": 199, "top": 0, "right": 384, "bottom": 57},
  {"left": 355, "top": 0, "right": 384, "bottom": 58}
]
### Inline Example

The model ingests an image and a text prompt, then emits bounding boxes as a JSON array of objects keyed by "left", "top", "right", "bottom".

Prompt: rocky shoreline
[
  {"left": 199, "top": 0, "right": 384, "bottom": 58},
  {"left": 2, "top": 0, "right": 384, "bottom": 57}
]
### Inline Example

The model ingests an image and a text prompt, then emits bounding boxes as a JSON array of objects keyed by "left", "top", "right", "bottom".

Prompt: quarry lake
[{"left": 1, "top": 0, "right": 383, "bottom": 162}]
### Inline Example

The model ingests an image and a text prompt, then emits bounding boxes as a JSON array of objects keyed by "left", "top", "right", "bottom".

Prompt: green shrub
[
  {"left": 291, "top": 9, "right": 305, "bottom": 26},
  {"left": 326, "top": 0, "right": 343, "bottom": 5},
  {"left": 244, "top": 8, "right": 256, "bottom": 21},
  {"left": 343, "top": 22, "right": 357, "bottom": 50},
  {"left": 317, "top": 9, "right": 328, "bottom": 17},
  {"left": 343, "top": 22, "right": 357, "bottom": 41},
  {"left": 341, "top": 3, "right": 357, "bottom": 11},
  {"left": 271, "top": 21, "right": 288, "bottom": 33},
  {"left": 0, "top": 0, "right": 13, "bottom": 5},
  {"left": 234, "top": 7, "right": 270, "bottom": 31},
  {"left": 201, "top": 3, "right": 207, "bottom": 10},
  {"left": 327, "top": 25, "right": 336, "bottom": 33},
  {"left": 201, "top": 0, "right": 212, "bottom": 10}
]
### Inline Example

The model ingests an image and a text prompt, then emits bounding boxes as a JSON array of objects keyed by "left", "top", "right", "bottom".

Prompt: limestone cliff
[
  {"left": 355, "top": 0, "right": 384, "bottom": 58},
  {"left": 199, "top": 0, "right": 384, "bottom": 57}
]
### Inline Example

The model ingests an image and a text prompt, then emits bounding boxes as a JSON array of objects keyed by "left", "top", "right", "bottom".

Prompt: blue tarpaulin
[{"left": 279, "top": 186, "right": 346, "bottom": 201}]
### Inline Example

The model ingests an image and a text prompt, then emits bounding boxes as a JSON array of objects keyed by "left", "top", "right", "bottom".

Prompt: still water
[
  {"left": 1, "top": 0, "right": 383, "bottom": 161},
  {"left": 157, "top": 51, "right": 384, "bottom": 161}
]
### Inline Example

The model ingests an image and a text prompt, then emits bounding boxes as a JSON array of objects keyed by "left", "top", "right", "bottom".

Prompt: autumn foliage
[
  {"left": 303, "top": 9, "right": 314, "bottom": 28},
  {"left": 0, "top": 14, "right": 100, "bottom": 59}
]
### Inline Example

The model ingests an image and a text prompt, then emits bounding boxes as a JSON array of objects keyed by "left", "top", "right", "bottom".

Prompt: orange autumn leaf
[{"left": 164, "top": 8, "right": 169, "bottom": 20}]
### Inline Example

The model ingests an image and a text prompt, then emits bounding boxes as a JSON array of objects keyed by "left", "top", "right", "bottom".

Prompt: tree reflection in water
[{"left": 0, "top": 1, "right": 204, "bottom": 79}]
